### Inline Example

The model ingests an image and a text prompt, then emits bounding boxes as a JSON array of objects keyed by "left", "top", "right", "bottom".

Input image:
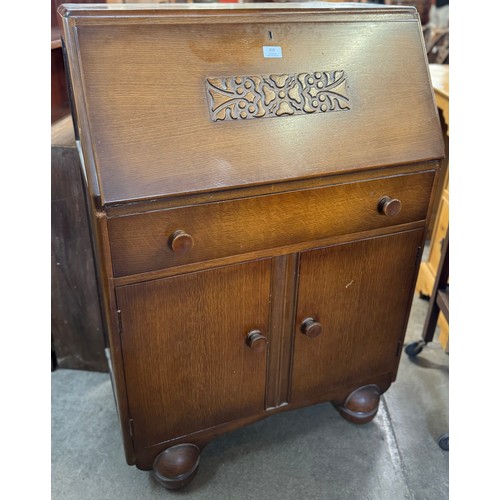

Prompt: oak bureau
[{"left": 59, "top": 2, "right": 444, "bottom": 490}]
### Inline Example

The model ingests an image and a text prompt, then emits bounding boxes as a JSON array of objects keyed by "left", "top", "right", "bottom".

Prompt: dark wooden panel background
[
  {"left": 51, "top": 117, "right": 107, "bottom": 372},
  {"left": 52, "top": 0, "right": 103, "bottom": 122}
]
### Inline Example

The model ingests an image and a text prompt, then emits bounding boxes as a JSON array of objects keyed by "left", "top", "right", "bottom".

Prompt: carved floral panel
[{"left": 206, "top": 70, "right": 350, "bottom": 122}]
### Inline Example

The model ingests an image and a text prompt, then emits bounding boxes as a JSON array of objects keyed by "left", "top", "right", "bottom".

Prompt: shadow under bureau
[{"left": 59, "top": 2, "right": 444, "bottom": 490}]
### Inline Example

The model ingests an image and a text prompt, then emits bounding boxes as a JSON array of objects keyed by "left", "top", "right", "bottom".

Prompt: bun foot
[
  {"left": 335, "top": 384, "right": 381, "bottom": 424},
  {"left": 152, "top": 443, "right": 200, "bottom": 490}
]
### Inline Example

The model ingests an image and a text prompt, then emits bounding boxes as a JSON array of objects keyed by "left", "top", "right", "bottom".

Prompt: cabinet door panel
[
  {"left": 291, "top": 230, "right": 423, "bottom": 402},
  {"left": 116, "top": 259, "right": 271, "bottom": 449}
]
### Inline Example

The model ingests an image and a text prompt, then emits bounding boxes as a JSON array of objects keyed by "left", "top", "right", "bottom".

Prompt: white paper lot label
[{"left": 263, "top": 46, "right": 283, "bottom": 58}]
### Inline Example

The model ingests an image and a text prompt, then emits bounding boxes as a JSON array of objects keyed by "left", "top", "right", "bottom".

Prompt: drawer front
[{"left": 108, "top": 171, "right": 434, "bottom": 277}]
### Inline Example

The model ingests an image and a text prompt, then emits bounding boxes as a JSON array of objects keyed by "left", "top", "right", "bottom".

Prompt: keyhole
[{"left": 269, "top": 31, "right": 273, "bottom": 40}]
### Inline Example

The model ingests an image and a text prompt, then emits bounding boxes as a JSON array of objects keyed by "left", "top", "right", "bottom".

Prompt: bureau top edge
[{"left": 58, "top": 3, "right": 418, "bottom": 23}]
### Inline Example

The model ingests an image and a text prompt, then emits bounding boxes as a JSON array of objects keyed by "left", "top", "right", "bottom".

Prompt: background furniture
[
  {"left": 427, "top": 28, "right": 449, "bottom": 64},
  {"left": 52, "top": 0, "right": 109, "bottom": 370},
  {"left": 406, "top": 228, "right": 448, "bottom": 451},
  {"left": 51, "top": 116, "right": 107, "bottom": 372},
  {"left": 59, "top": 3, "right": 443, "bottom": 490},
  {"left": 51, "top": 0, "right": 101, "bottom": 123},
  {"left": 384, "top": 0, "right": 432, "bottom": 25},
  {"left": 416, "top": 63, "right": 449, "bottom": 352},
  {"left": 408, "top": 228, "right": 449, "bottom": 355},
  {"left": 423, "top": 229, "right": 449, "bottom": 346}
]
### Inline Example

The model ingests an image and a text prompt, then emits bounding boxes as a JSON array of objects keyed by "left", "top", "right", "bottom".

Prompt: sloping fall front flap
[{"left": 62, "top": 4, "right": 444, "bottom": 205}]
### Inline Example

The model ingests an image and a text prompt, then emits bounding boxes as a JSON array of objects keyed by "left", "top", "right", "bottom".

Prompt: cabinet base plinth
[
  {"left": 335, "top": 384, "right": 381, "bottom": 424},
  {"left": 152, "top": 443, "right": 200, "bottom": 490}
]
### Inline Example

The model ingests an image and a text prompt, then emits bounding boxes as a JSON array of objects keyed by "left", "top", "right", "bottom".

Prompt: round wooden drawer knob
[
  {"left": 378, "top": 196, "right": 402, "bottom": 217},
  {"left": 246, "top": 330, "right": 267, "bottom": 352},
  {"left": 301, "top": 318, "right": 323, "bottom": 338},
  {"left": 168, "top": 230, "right": 194, "bottom": 255}
]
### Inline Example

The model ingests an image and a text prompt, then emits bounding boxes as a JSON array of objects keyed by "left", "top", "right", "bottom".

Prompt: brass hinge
[
  {"left": 117, "top": 310, "right": 123, "bottom": 333},
  {"left": 395, "top": 340, "right": 403, "bottom": 358},
  {"left": 415, "top": 245, "right": 423, "bottom": 268},
  {"left": 128, "top": 418, "right": 134, "bottom": 438}
]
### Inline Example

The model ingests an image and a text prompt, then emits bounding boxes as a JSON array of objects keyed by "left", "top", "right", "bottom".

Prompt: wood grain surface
[
  {"left": 108, "top": 171, "right": 434, "bottom": 277},
  {"left": 116, "top": 259, "right": 271, "bottom": 449},
  {"left": 58, "top": 3, "right": 445, "bottom": 478},
  {"left": 61, "top": 4, "right": 443, "bottom": 204},
  {"left": 291, "top": 229, "right": 424, "bottom": 401}
]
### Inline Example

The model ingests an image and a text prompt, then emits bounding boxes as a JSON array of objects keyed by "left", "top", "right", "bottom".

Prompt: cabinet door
[
  {"left": 116, "top": 259, "right": 271, "bottom": 449},
  {"left": 291, "top": 230, "right": 423, "bottom": 402}
]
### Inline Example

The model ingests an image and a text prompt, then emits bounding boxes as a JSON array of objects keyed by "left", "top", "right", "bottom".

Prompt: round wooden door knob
[
  {"left": 246, "top": 330, "right": 267, "bottom": 352},
  {"left": 378, "top": 197, "right": 402, "bottom": 217},
  {"left": 168, "top": 230, "right": 194, "bottom": 255},
  {"left": 300, "top": 318, "right": 323, "bottom": 338}
]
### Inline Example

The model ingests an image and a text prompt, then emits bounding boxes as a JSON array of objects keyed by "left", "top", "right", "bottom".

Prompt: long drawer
[{"left": 107, "top": 171, "right": 434, "bottom": 277}]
